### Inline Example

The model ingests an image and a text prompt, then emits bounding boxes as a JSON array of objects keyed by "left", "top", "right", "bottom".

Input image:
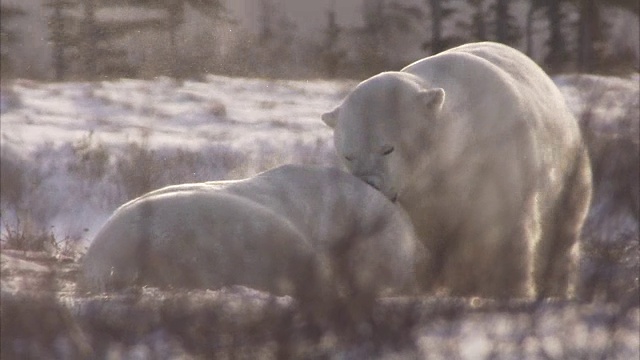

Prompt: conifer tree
[
  {"left": 359, "top": 0, "right": 423, "bottom": 74},
  {"left": 571, "top": 0, "right": 637, "bottom": 72},
  {"left": 493, "top": 0, "right": 521, "bottom": 46},
  {"left": 322, "top": 6, "right": 344, "bottom": 78},
  {"left": 423, "top": 0, "right": 456, "bottom": 54},
  {"left": 0, "top": 4, "right": 26, "bottom": 77},
  {"left": 45, "top": 0, "right": 79, "bottom": 80},
  {"left": 44, "top": 0, "right": 225, "bottom": 79},
  {"left": 544, "top": 0, "right": 570, "bottom": 72},
  {"left": 576, "top": 0, "right": 606, "bottom": 71},
  {"left": 258, "top": 0, "right": 275, "bottom": 44},
  {"left": 525, "top": 0, "right": 544, "bottom": 56},
  {"left": 456, "top": 0, "right": 489, "bottom": 42}
]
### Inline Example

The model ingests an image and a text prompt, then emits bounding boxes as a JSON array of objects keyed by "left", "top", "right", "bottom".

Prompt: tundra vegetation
[
  {"left": 2, "top": 2, "right": 638, "bottom": 357},
  {"left": 1, "top": 72, "right": 638, "bottom": 358}
]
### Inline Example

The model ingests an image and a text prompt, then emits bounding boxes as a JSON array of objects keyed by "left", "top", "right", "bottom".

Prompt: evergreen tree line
[
  {"left": 1, "top": 0, "right": 226, "bottom": 80},
  {"left": 0, "top": 3, "right": 25, "bottom": 77},
  {"left": 0, "top": 0, "right": 638, "bottom": 80},
  {"left": 349, "top": 0, "right": 639, "bottom": 76}
]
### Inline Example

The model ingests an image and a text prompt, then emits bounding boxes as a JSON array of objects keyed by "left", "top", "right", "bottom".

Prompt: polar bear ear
[
  {"left": 321, "top": 107, "right": 340, "bottom": 128},
  {"left": 419, "top": 88, "right": 445, "bottom": 113}
]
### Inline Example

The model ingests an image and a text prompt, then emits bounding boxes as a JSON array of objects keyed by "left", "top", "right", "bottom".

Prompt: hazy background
[{"left": 1, "top": 0, "right": 638, "bottom": 81}]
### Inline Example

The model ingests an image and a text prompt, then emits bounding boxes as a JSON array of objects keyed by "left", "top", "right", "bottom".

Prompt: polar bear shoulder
[
  {"left": 401, "top": 42, "right": 575, "bottom": 130},
  {"left": 80, "top": 188, "right": 310, "bottom": 293}
]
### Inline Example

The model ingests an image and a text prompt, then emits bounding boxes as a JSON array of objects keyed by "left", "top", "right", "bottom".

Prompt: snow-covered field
[
  {"left": 1, "top": 73, "right": 638, "bottom": 250},
  {"left": 1, "top": 73, "right": 639, "bottom": 359},
  {"left": 1, "top": 75, "right": 355, "bottom": 247}
]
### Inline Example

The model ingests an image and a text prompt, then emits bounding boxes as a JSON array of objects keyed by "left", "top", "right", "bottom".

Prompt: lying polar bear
[
  {"left": 79, "top": 165, "right": 418, "bottom": 302},
  {"left": 322, "top": 42, "right": 592, "bottom": 299}
]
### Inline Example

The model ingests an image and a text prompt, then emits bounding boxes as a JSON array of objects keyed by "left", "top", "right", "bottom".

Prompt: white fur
[
  {"left": 322, "top": 42, "right": 592, "bottom": 299},
  {"left": 79, "top": 165, "right": 418, "bottom": 299}
]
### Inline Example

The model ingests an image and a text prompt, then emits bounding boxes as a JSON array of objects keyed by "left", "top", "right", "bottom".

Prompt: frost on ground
[
  {"left": 1, "top": 249, "right": 638, "bottom": 359},
  {"left": 1, "top": 73, "right": 639, "bottom": 358}
]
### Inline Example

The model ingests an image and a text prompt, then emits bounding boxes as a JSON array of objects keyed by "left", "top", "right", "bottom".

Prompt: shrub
[
  {"left": 0, "top": 146, "right": 26, "bottom": 210},
  {"left": 113, "top": 139, "right": 161, "bottom": 201},
  {"left": 1, "top": 218, "right": 56, "bottom": 252},
  {"left": 577, "top": 76, "right": 640, "bottom": 304},
  {"left": 66, "top": 131, "right": 110, "bottom": 183}
]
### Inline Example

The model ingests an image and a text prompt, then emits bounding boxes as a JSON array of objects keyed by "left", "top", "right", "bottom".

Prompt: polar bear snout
[
  {"left": 362, "top": 174, "right": 382, "bottom": 191},
  {"left": 360, "top": 174, "right": 398, "bottom": 202}
]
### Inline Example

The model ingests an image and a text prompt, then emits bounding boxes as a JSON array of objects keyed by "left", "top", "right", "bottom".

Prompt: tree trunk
[
  {"left": 51, "top": 3, "right": 66, "bottom": 81},
  {"left": 471, "top": 0, "right": 486, "bottom": 41},
  {"left": 259, "top": 0, "right": 274, "bottom": 44},
  {"left": 82, "top": 0, "right": 97, "bottom": 79},
  {"left": 168, "top": 0, "right": 184, "bottom": 77},
  {"left": 546, "top": 0, "right": 567, "bottom": 72},
  {"left": 577, "top": 0, "right": 599, "bottom": 72},
  {"left": 429, "top": 0, "right": 443, "bottom": 53},
  {"left": 526, "top": 2, "right": 536, "bottom": 57},
  {"left": 495, "top": 0, "right": 508, "bottom": 44}
]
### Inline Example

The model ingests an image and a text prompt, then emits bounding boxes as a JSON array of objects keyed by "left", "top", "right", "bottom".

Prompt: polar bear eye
[
  {"left": 344, "top": 154, "right": 355, "bottom": 161},
  {"left": 381, "top": 145, "right": 395, "bottom": 156}
]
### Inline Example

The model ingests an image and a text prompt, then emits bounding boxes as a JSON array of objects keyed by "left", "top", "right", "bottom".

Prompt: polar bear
[
  {"left": 79, "top": 165, "right": 417, "bottom": 303},
  {"left": 322, "top": 42, "right": 592, "bottom": 299}
]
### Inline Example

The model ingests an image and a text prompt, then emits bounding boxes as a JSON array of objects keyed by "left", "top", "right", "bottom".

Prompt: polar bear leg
[
  {"left": 441, "top": 222, "right": 533, "bottom": 299},
  {"left": 536, "top": 149, "right": 592, "bottom": 299},
  {"left": 434, "top": 183, "right": 538, "bottom": 298}
]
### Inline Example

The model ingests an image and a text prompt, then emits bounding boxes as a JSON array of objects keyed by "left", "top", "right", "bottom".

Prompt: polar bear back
[
  {"left": 213, "top": 165, "right": 419, "bottom": 292},
  {"left": 80, "top": 190, "right": 312, "bottom": 293},
  {"left": 219, "top": 165, "right": 413, "bottom": 248},
  {"left": 80, "top": 165, "right": 418, "bottom": 296},
  {"left": 401, "top": 42, "right": 583, "bottom": 213},
  {"left": 402, "top": 42, "right": 578, "bottom": 137}
]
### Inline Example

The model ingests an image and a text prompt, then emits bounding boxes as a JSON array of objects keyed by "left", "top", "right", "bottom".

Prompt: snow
[
  {"left": 555, "top": 73, "right": 640, "bottom": 136},
  {"left": 0, "top": 73, "right": 637, "bottom": 249},
  {"left": 0, "top": 75, "right": 353, "bottom": 246},
  {"left": 0, "top": 72, "right": 638, "bottom": 359},
  {"left": 1, "top": 76, "right": 349, "bottom": 152}
]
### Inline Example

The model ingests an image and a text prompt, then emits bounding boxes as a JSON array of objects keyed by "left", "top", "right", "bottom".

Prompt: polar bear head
[{"left": 322, "top": 71, "right": 445, "bottom": 201}]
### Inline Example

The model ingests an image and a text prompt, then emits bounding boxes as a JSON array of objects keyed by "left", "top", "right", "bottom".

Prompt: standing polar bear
[
  {"left": 79, "top": 165, "right": 417, "bottom": 304},
  {"left": 322, "top": 42, "right": 592, "bottom": 299}
]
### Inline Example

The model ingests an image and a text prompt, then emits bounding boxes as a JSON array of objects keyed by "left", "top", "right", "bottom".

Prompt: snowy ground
[
  {"left": 1, "top": 248, "right": 638, "bottom": 359},
  {"left": 1, "top": 75, "right": 353, "bottom": 246},
  {"left": 1, "top": 73, "right": 639, "bottom": 358},
  {"left": 1, "top": 73, "right": 637, "bottom": 249}
]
